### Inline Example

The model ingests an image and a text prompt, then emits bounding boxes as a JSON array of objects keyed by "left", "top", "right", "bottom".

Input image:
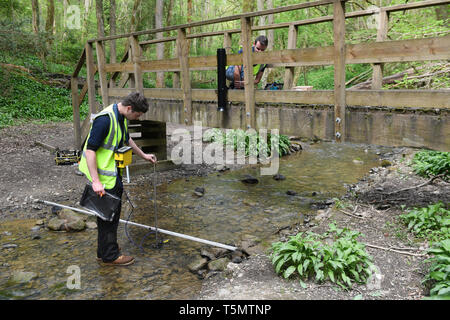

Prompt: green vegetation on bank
[
  {"left": 402, "top": 150, "right": 449, "bottom": 299},
  {"left": 203, "top": 128, "right": 291, "bottom": 157},
  {"left": 411, "top": 150, "right": 450, "bottom": 180},
  {"left": 0, "top": 67, "right": 89, "bottom": 128},
  {"left": 270, "top": 223, "right": 374, "bottom": 290},
  {"left": 400, "top": 202, "right": 449, "bottom": 243},
  {"left": 423, "top": 240, "right": 450, "bottom": 299}
]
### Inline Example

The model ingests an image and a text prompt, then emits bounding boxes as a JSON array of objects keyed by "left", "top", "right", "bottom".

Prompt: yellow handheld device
[{"left": 115, "top": 146, "right": 133, "bottom": 168}]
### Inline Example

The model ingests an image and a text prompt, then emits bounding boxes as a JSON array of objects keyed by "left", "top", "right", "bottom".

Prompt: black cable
[{"left": 123, "top": 167, "right": 164, "bottom": 253}]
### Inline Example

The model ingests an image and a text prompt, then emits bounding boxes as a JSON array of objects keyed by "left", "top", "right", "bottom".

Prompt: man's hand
[
  {"left": 129, "top": 137, "right": 157, "bottom": 164},
  {"left": 143, "top": 153, "right": 157, "bottom": 164},
  {"left": 92, "top": 180, "right": 105, "bottom": 197}
]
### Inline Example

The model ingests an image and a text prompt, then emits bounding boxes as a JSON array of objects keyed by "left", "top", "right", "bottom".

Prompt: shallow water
[{"left": 0, "top": 142, "right": 388, "bottom": 299}]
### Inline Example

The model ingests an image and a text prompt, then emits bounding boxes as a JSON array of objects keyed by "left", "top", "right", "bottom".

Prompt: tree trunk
[
  {"left": 95, "top": 0, "right": 105, "bottom": 38},
  {"left": 187, "top": 0, "right": 192, "bottom": 53},
  {"left": 261, "top": 0, "right": 274, "bottom": 88},
  {"left": 155, "top": 0, "right": 164, "bottom": 88},
  {"left": 164, "top": 0, "right": 174, "bottom": 58},
  {"left": 31, "top": 0, "right": 40, "bottom": 34},
  {"left": 45, "top": 0, "right": 54, "bottom": 34},
  {"left": 82, "top": 0, "right": 91, "bottom": 41},
  {"left": 130, "top": 0, "right": 142, "bottom": 33},
  {"left": 257, "top": 0, "right": 265, "bottom": 34},
  {"left": 109, "top": 0, "right": 117, "bottom": 87},
  {"left": 435, "top": 5, "right": 449, "bottom": 27},
  {"left": 242, "top": 0, "right": 255, "bottom": 13}
]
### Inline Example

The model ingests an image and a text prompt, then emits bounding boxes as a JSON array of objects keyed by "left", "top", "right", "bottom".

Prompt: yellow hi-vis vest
[{"left": 78, "top": 104, "right": 128, "bottom": 189}]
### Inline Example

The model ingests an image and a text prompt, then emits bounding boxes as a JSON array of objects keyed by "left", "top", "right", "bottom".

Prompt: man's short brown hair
[
  {"left": 121, "top": 92, "right": 149, "bottom": 113},
  {"left": 255, "top": 35, "right": 268, "bottom": 47}
]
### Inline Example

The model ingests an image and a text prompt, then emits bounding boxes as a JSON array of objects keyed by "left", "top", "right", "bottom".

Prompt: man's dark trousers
[{"left": 97, "top": 176, "right": 123, "bottom": 262}]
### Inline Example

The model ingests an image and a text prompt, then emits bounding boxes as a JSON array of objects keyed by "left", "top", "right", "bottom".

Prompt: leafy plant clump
[
  {"left": 400, "top": 202, "right": 450, "bottom": 242},
  {"left": 203, "top": 128, "right": 291, "bottom": 157},
  {"left": 423, "top": 239, "right": 450, "bottom": 299},
  {"left": 411, "top": 150, "right": 450, "bottom": 180},
  {"left": 0, "top": 68, "right": 89, "bottom": 128},
  {"left": 270, "top": 223, "right": 374, "bottom": 289}
]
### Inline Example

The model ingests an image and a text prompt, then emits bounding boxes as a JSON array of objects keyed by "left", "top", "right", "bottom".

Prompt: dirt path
[{"left": 1, "top": 121, "right": 448, "bottom": 300}]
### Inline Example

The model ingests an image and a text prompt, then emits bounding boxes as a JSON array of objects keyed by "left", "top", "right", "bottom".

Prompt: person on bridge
[
  {"left": 225, "top": 35, "right": 268, "bottom": 89},
  {"left": 78, "top": 92, "right": 157, "bottom": 266}
]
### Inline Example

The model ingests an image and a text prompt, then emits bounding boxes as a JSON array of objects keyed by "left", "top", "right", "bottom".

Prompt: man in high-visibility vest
[
  {"left": 225, "top": 35, "right": 268, "bottom": 89},
  {"left": 79, "top": 92, "right": 156, "bottom": 266}
]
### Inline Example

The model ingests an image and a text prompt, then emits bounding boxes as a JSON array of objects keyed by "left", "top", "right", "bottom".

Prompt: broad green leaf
[
  {"left": 284, "top": 266, "right": 296, "bottom": 279},
  {"left": 297, "top": 264, "right": 303, "bottom": 276},
  {"left": 275, "top": 258, "right": 286, "bottom": 274},
  {"left": 299, "top": 279, "right": 307, "bottom": 289},
  {"left": 328, "top": 270, "right": 335, "bottom": 283}
]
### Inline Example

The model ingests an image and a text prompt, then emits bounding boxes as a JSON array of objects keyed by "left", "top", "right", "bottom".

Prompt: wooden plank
[
  {"left": 346, "top": 35, "right": 450, "bottom": 64},
  {"left": 71, "top": 77, "right": 81, "bottom": 149},
  {"left": 72, "top": 48, "right": 86, "bottom": 78},
  {"left": 85, "top": 42, "right": 98, "bottom": 114},
  {"left": 372, "top": 8, "right": 389, "bottom": 90},
  {"left": 95, "top": 41, "right": 109, "bottom": 108},
  {"left": 255, "top": 90, "right": 334, "bottom": 105},
  {"left": 241, "top": 17, "right": 255, "bottom": 129},
  {"left": 210, "top": 35, "right": 450, "bottom": 69},
  {"left": 133, "top": 138, "right": 167, "bottom": 148},
  {"left": 129, "top": 36, "right": 144, "bottom": 93},
  {"left": 283, "top": 24, "right": 298, "bottom": 90},
  {"left": 111, "top": 49, "right": 130, "bottom": 82},
  {"left": 104, "top": 35, "right": 450, "bottom": 74},
  {"left": 141, "top": 59, "right": 179, "bottom": 72},
  {"left": 104, "top": 62, "right": 134, "bottom": 73},
  {"left": 139, "top": 36, "right": 177, "bottom": 46},
  {"left": 386, "top": 0, "right": 450, "bottom": 13},
  {"left": 347, "top": 90, "right": 450, "bottom": 108},
  {"left": 110, "top": 87, "right": 450, "bottom": 109},
  {"left": 333, "top": 0, "right": 346, "bottom": 142},
  {"left": 177, "top": 28, "right": 192, "bottom": 125}
]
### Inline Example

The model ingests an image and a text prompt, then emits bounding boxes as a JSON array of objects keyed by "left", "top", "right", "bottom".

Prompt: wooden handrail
[
  {"left": 86, "top": 0, "right": 449, "bottom": 44},
  {"left": 87, "top": 0, "right": 340, "bottom": 43},
  {"left": 72, "top": 48, "right": 86, "bottom": 78}
]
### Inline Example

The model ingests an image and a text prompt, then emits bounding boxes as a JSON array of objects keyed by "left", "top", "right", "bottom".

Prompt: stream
[{"left": 0, "top": 142, "right": 391, "bottom": 299}]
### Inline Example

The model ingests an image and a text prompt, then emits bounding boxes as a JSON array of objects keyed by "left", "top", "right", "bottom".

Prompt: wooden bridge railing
[{"left": 71, "top": 0, "right": 450, "bottom": 149}]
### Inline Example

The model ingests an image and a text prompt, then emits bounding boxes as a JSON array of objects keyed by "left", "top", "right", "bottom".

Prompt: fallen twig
[
  {"left": 364, "top": 243, "right": 426, "bottom": 257},
  {"left": 384, "top": 174, "right": 447, "bottom": 195},
  {"left": 338, "top": 209, "right": 364, "bottom": 219}
]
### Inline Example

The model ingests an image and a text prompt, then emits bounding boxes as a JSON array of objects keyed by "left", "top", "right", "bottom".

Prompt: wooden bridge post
[
  {"left": 241, "top": 16, "right": 255, "bottom": 129},
  {"left": 372, "top": 8, "right": 389, "bottom": 90},
  {"left": 71, "top": 77, "right": 81, "bottom": 149},
  {"left": 177, "top": 28, "right": 192, "bottom": 125},
  {"left": 173, "top": 51, "right": 181, "bottom": 88},
  {"left": 85, "top": 42, "right": 98, "bottom": 114},
  {"left": 283, "top": 24, "right": 298, "bottom": 90},
  {"left": 333, "top": 0, "right": 346, "bottom": 142},
  {"left": 95, "top": 41, "right": 109, "bottom": 108},
  {"left": 224, "top": 32, "right": 232, "bottom": 55},
  {"left": 130, "top": 36, "right": 144, "bottom": 94}
]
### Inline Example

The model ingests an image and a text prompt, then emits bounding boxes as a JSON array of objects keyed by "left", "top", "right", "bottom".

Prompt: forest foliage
[{"left": 0, "top": 0, "right": 448, "bottom": 127}]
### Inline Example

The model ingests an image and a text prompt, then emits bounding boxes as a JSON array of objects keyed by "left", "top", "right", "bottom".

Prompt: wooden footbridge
[{"left": 71, "top": 0, "right": 450, "bottom": 161}]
